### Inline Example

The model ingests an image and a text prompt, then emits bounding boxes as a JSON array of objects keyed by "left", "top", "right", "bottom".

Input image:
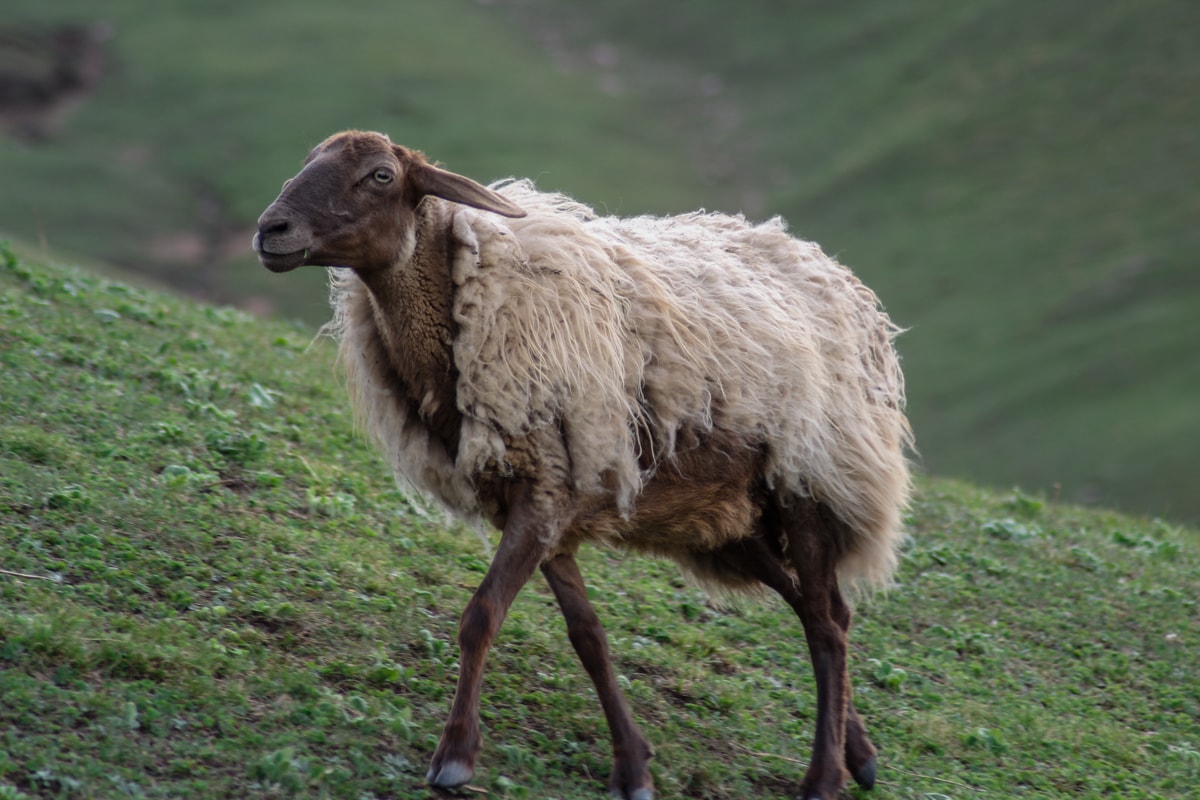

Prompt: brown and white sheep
[{"left": 253, "top": 130, "right": 913, "bottom": 800}]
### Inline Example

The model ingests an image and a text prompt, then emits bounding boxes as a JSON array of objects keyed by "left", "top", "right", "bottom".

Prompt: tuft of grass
[{"left": 2, "top": 253, "right": 1198, "bottom": 798}]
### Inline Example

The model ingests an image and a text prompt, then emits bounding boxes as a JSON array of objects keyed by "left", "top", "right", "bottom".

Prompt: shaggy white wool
[{"left": 329, "top": 181, "right": 912, "bottom": 589}]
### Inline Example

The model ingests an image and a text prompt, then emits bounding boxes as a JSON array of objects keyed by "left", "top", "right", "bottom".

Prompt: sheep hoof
[
  {"left": 426, "top": 760, "right": 474, "bottom": 789},
  {"left": 852, "top": 756, "right": 877, "bottom": 790},
  {"left": 610, "top": 789, "right": 654, "bottom": 800}
]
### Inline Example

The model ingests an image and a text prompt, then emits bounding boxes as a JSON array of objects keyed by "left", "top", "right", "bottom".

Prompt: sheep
[{"left": 253, "top": 130, "right": 912, "bottom": 800}]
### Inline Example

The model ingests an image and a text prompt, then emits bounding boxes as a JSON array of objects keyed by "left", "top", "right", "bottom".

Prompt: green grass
[{"left": 2, "top": 249, "right": 1199, "bottom": 798}]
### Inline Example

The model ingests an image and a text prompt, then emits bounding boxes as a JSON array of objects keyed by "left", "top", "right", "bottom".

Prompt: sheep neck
[{"left": 356, "top": 212, "right": 462, "bottom": 455}]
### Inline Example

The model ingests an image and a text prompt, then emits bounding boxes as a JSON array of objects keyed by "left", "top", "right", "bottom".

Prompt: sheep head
[{"left": 253, "top": 130, "right": 525, "bottom": 273}]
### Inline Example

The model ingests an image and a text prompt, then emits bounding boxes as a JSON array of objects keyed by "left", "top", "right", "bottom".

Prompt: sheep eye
[{"left": 373, "top": 169, "right": 394, "bottom": 184}]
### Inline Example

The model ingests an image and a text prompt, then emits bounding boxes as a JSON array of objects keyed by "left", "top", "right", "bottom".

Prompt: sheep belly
[{"left": 567, "top": 430, "right": 765, "bottom": 556}]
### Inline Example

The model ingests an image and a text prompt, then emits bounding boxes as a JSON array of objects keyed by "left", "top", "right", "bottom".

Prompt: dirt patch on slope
[{"left": 0, "top": 22, "right": 112, "bottom": 140}]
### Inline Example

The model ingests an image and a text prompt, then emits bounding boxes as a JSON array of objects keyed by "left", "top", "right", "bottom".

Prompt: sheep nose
[{"left": 257, "top": 215, "right": 291, "bottom": 238}]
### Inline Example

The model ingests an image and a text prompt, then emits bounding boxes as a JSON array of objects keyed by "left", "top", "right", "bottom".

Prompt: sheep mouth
[
  {"left": 253, "top": 234, "right": 310, "bottom": 273},
  {"left": 257, "top": 249, "right": 309, "bottom": 273}
]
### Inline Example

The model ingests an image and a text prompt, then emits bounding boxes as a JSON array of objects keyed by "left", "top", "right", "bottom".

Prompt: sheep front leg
[
  {"left": 541, "top": 554, "right": 655, "bottom": 800},
  {"left": 426, "top": 480, "right": 560, "bottom": 789}
]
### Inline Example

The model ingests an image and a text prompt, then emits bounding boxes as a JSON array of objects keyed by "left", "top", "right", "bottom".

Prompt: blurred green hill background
[{"left": 2, "top": 0, "right": 1196, "bottom": 522}]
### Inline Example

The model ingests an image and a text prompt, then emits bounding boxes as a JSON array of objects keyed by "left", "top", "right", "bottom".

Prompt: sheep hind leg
[
  {"left": 835, "top": 594, "right": 879, "bottom": 790},
  {"left": 541, "top": 553, "right": 655, "bottom": 800},
  {"left": 786, "top": 511, "right": 861, "bottom": 800},
  {"left": 772, "top": 545, "right": 878, "bottom": 790},
  {"left": 715, "top": 533, "right": 876, "bottom": 797}
]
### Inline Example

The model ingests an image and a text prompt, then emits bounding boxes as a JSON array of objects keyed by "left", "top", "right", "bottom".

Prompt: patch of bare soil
[
  {"left": 0, "top": 22, "right": 112, "bottom": 140},
  {"left": 0, "top": 22, "right": 266, "bottom": 314}
]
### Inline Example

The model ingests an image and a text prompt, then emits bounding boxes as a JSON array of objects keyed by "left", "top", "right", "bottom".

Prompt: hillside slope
[
  {"left": 4, "top": 0, "right": 1196, "bottom": 526},
  {"left": 2, "top": 251, "right": 1198, "bottom": 798}
]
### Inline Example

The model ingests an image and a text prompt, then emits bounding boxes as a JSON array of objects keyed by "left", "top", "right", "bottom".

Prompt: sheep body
[
  {"left": 328, "top": 179, "right": 911, "bottom": 590},
  {"left": 255, "top": 130, "right": 915, "bottom": 798}
]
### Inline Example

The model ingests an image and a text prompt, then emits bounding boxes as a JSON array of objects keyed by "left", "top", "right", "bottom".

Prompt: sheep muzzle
[{"left": 253, "top": 207, "right": 313, "bottom": 272}]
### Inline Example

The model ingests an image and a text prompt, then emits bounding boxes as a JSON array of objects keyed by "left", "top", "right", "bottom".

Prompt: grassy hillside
[
  {"left": 1, "top": 1, "right": 1198, "bottom": 542},
  {"left": 2, "top": 252, "right": 1199, "bottom": 799}
]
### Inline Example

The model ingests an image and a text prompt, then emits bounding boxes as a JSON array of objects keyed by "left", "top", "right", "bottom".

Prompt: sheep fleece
[{"left": 328, "top": 180, "right": 911, "bottom": 589}]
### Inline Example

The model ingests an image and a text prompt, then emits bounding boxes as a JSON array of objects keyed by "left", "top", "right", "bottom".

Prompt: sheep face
[{"left": 253, "top": 130, "right": 525, "bottom": 274}]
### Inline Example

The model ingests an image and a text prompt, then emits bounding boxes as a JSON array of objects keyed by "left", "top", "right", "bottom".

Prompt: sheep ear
[{"left": 410, "top": 163, "right": 527, "bottom": 219}]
